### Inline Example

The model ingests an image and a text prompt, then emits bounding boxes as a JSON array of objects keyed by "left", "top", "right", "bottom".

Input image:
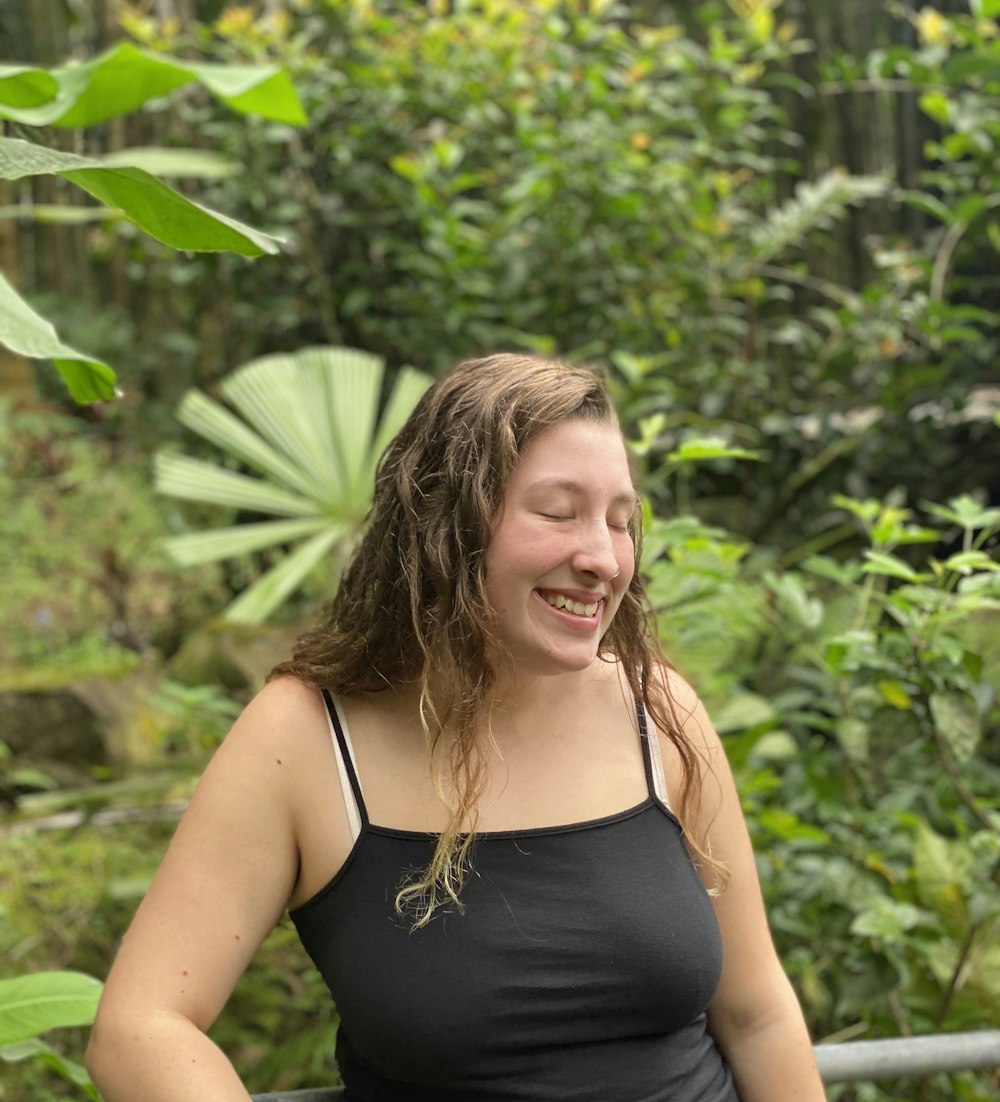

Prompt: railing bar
[{"left": 814, "top": 1029, "right": 1000, "bottom": 1085}]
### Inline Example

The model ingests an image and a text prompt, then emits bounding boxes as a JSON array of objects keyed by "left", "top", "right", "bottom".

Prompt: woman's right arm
[{"left": 86, "top": 678, "right": 324, "bottom": 1101}]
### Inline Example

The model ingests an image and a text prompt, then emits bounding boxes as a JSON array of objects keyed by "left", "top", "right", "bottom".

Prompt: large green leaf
[
  {"left": 0, "top": 270, "right": 117, "bottom": 401},
  {"left": 0, "top": 42, "right": 305, "bottom": 127},
  {"left": 0, "top": 972, "right": 102, "bottom": 1046},
  {"left": 0, "top": 65, "right": 58, "bottom": 109},
  {"left": 156, "top": 347, "right": 433, "bottom": 623},
  {"left": 0, "top": 137, "right": 281, "bottom": 256}
]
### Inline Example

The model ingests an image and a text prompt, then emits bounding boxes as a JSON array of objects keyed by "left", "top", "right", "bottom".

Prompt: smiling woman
[
  {"left": 484, "top": 420, "right": 637, "bottom": 674},
  {"left": 86, "top": 355, "right": 826, "bottom": 1102}
]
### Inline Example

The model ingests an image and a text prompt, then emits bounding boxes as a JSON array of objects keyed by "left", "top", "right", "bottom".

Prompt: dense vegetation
[{"left": 1, "top": 2, "right": 997, "bottom": 1100}]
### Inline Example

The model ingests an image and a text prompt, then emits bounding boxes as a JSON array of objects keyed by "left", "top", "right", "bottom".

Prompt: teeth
[{"left": 543, "top": 592, "right": 599, "bottom": 617}]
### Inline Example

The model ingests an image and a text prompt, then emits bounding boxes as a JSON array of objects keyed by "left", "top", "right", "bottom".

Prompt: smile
[{"left": 538, "top": 590, "right": 602, "bottom": 618}]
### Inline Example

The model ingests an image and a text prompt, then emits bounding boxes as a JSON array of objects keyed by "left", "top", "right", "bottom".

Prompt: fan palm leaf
[{"left": 155, "top": 346, "right": 432, "bottom": 624}]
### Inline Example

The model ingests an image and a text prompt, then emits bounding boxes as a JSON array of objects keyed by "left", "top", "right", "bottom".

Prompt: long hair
[{"left": 270, "top": 354, "right": 719, "bottom": 925}]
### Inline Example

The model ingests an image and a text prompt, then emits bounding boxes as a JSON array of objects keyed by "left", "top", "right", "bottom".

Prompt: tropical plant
[
  {"left": 0, "top": 971, "right": 103, "bottom": 1100},
  {"left": 155, "top": 346, "right": 432, "bottom": 624},
  {"left": 0, "top": 41, "right": 305, "bottom": 400}
]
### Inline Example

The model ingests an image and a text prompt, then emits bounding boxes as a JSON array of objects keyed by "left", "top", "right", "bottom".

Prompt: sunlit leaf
[
  {"left": 0, "top": 42, "right": 305, "bottom": 127},
  {"left": 0, "top": 137, "right": 282, "bottom": 256},
  {"left": 664, "top": 436, "right": 761, "bottom": 465},
  {"left": 0, "top": 270, "right": 117, "bottom": 402},
  {"left": 101, "top": 147, "right": 237, "bottom": 179},
  {"left": 861, "top": 550, "right": 926, "bottom": 582},
  {"left": 0, "top": 972, "right": 102, "bottom": 1046}
]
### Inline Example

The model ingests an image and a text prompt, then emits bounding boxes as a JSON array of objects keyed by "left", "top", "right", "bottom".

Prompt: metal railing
[{"left": 248, "top": 1029, "right": 1000, "bottom": 1099}]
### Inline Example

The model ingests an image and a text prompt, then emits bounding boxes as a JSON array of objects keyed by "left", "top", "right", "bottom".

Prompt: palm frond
[
  {"left": 176, "top": 388, "right": 330, "bottom": 500},
  {"left": 223, "top": 526, "right": 347, "bottom": 624},
  {"left": 372, "top": 366, "right": 433, "bottom": 460},
  {"left": 155, "top": 346, "right": 432, "bottom": 623},
  {"left": 164, "top": 517, "right": 328, "bottom": 566},
  {"left": 154, "top": 453, "right": 316, "bottom": 516}
]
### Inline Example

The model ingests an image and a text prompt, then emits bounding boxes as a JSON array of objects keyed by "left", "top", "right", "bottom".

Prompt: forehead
[{"left": 506, "top": 420, "right": 635, "bottom": 497}]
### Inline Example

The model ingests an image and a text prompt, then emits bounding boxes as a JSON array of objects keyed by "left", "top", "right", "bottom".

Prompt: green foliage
[
  {"left": 0, "top": 972, "right": 102, "bottom": 1098},
  {"left": 0, "top": 42, "right": 304, "bottom": 128},
  {"left": 0, "top": 400, "right": 226, "bottom": 670},
  {"left": 649, "top": 489, "right": 1000, "bottom": 1098},
  {"left": 142, "top": 0, "right": 1000, "bottom": 548},
  {"left": 0, "top": 972, "right": 102, "bottom": 1045},
  {"left": 0, "top": 802, "right": 337, "bottom": 1099},
  {"left": 173, "top": 0, "right": 884, "bottom": 395},
  {"left": 0, "top": 43, "right": 303, "bottom": 400},
  {"left": 4, "top": 3, "right": 1000, "bottom": 1099},
  {"left": 155, "top": 346, "right": 432, "bottom": 623}
]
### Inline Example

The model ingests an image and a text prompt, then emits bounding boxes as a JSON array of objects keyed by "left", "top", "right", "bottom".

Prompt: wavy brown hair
[{"left": 270, "top": 353, "right": 719, "bottom": 925}]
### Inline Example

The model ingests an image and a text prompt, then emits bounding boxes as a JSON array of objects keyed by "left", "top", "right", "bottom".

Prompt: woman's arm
[
  {"left": 667, "top": 673, "right": 827, "bottom": 1102},
  {"left": 86, "top": 678, "right": 324, "bottom": 1102}
]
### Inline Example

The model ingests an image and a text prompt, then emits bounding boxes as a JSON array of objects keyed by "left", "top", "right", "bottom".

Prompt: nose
[{"left": 571, "top": 520, "right": 622, "bottom": 582}]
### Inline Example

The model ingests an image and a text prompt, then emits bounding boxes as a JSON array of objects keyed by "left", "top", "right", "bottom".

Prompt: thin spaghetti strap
[
  {"left": 320, "top": 689, "right": 369, "bottom": 839},
  {"left": 636, "top": 699, "right": 672, "bottom": 812}
]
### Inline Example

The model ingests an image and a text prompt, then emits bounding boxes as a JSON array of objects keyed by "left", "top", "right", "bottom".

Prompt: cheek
[{"left": 617, "top": 536, "right": 638, "bottom": 578}]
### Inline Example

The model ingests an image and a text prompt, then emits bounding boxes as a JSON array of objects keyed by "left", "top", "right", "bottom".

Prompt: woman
[{"left": 87, "top": 355, "right": 825, "bottom": 1101}]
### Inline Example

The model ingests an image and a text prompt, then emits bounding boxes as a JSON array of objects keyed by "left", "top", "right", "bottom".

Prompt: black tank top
[{"left": 290, "top": 691, "right": 738, "bottom": 1102}]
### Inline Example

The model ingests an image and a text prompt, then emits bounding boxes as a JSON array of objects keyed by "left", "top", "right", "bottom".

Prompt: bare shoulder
[
  {"left": 227, "top": 674, "right": 328, "bottom": 748},
  {"left": 647, "top": 664, "right": 719, "bottom": 752}
]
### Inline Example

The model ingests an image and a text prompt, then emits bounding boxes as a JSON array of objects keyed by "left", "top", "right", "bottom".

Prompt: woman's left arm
[{"left": 670, "top": 674, "right": 827, "bottom": 1102}]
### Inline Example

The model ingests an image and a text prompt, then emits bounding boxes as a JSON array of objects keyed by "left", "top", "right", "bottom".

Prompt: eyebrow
[{"left": 525, "top": 478, "right": 640, "bottom": 510}]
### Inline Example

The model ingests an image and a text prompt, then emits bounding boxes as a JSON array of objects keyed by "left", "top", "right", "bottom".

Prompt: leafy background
[{"left": 1, "top": 1, "right": 998, "bottom": 1100}]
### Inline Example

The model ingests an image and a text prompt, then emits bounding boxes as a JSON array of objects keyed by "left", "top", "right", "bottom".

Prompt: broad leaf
[
  {"left": 0, "top": 972, "right": 102, "bottom": 1046},
  {"left": 664, "top": 437, "right": 761, "bottom": 465},
  {"left": 0, "top": 42, "right": 305, "bottom": 127},
  {"left": 0, "top": 65, "right": 58, "bottom": 108},
  {"left": 101, "top": 147, "right": 237, "bottom": 179},
  {"left": 913, "top": 823, "right": 971, "bottom": 936},
  {"left": 0, "top": 137, "right": 281, "bottom": 256},
  {"left": 861, "top": 550, "right": 926, "bottom": 582},
  {"left": 710, "top": 693, "right": 776, "bottom": 733},
  {"left": 930, "top": 691, "right": 980, "bottom": 763},
  {"left": 0, "top": 270, "right": 117, "bottom": 402}
]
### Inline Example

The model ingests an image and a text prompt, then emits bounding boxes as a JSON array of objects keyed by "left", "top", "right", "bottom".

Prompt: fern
[{"left": 749, "top": 170, "right": 889, "bottom": 266}]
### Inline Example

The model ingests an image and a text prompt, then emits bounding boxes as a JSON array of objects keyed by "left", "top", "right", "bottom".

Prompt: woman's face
[{"left": 484, "top": 418, "right": 638, "bottom": 677}]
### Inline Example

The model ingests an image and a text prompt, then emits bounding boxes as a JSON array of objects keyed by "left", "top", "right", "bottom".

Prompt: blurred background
[{"left": 1, "top": 2, "right": 998, "bottom": 1100}]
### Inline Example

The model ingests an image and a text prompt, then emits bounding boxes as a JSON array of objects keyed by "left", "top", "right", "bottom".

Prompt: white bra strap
[
  {"left": 643, "top": 706, "right": 673, "bottom": 812},
  {"left": 322, "top": 694, "right": 364, "bottom": 843}
]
